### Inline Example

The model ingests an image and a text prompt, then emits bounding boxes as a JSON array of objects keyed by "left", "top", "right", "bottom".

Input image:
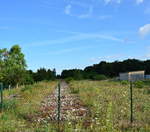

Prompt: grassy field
[
  {"left": 69, "top": 80, "right": 150, "bottom": 132},
  {"left": 0, "top": 80, "right": 150, "bottom": 132},
  {"left": 0, "top": 81, "right": 57, "bottom": 132}
]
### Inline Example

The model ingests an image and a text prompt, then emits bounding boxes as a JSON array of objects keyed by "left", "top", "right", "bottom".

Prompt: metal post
[
  {"left": 130, "top": 81, "right": 133, "bottom": 124},
  {"left": 0, "top": 83, "right": 3, "bottom": 111},
  {"left": 57, "top": 82, "right": 61, "bottom": 132},
  {"left": 57, "top": 83, "right": 61, "bottom": 122}
]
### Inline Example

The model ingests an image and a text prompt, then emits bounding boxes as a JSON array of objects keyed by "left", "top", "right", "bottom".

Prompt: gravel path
[{"left": 34, "top": 81, "right": 88, "bottom": 123}]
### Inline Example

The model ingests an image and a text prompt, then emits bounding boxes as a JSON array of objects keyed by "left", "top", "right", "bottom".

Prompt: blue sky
[{"left": 0, "top": 0, "right": 150, "bottom": 74}]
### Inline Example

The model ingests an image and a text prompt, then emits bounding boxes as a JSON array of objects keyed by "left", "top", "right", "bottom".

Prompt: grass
[
  {"left": 0, "top": 80, "right": 150, "bottom": 132},
  {"left": 0, "top": 81, "right": 57, "bottom": 132},
  {"left": 69, "top": 80, "right": 150, "bottom": 131}
]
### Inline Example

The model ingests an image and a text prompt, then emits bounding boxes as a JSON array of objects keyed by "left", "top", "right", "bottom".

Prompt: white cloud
[
  {"left": 28, "top": 31, "right": 126, "bottom": 47},
  {"left": 64, "top": 4, "right": 72, "bottom": 15},
  {"left": 136, "top": 0, "right": 144, "bottom": 4},
  {"left": 64, "top": 4, "right": 110, "bottom": 20},
  {"left": 64, "top": 4, "right": 94, "bottom": 19},
  {"left": 64, "top": 1, "right": 112, "bottom": 20},
  {"left": 139, "top": 24, "right": 150, "bottom": 37}
]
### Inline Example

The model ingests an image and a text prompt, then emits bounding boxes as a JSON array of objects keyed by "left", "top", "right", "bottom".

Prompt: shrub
[
  {"left": 134, "top": 81, "right": 144, "bottom": 88},
  {"left": 121, "top": 80, "right": 129, "bottom": 85},
  {"left": 92, "top": 74, "right": 107, "bottom": 80},
  {"left": 65, "top": 77, "right": 74, "bottom": 83}
]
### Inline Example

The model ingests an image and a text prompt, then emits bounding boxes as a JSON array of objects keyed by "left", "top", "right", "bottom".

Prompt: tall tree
[
  {"left": 0, "top": 45, "right": 27, "bottom": 87},
  {"left": 0, "top": 48, "right": 8, "bottom": 82}
]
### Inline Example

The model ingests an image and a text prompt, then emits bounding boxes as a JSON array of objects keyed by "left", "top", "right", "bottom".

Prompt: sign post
[{"left": 0, "top": 83, "right": 3, "bottom": 111}]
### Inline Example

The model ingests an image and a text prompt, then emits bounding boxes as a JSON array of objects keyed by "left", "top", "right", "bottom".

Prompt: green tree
[
  {"left": 33, "top": 68, "right": 56, "bottom": 82},
  {"left": 0, "top": 48, "right": 8, "bottom": 82},
  {"left": 0, "top": 45, "right": 27, "bottom": 87}
]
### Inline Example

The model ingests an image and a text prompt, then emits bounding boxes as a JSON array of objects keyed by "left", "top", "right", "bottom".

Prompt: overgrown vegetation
[
  {"left": 68, "top": 80, "right": 150, "bottom": 131},
  {"left": 0, "top": 79, "right": 150, "bottom": 131},
  {"left": 0, "top": 81, "right": 56, "bottom": 132},
  {"left": 1, "top": 45, "right": 150, "bottom": 131}
]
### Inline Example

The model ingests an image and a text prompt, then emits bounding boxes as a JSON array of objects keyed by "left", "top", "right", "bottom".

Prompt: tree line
[
  {"left": 1, "top": 45, "right": 150, "bottom": 88},
  {"left": 61, "top": 59, "right": 150, "bottom": 80}
]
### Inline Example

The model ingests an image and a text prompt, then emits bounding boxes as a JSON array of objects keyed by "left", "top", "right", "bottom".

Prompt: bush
[
  {"left": 134, "top": 81, "right": 144, "bottom": 88},
  {"left": 65, "top": 77, "right": 74, "bottom": 83},
  {"left": 121, "top": 80, "right": 129, "bottom": 85},
  {"left": 92, "top": 74, "right": 107, "bottom": 80}
]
